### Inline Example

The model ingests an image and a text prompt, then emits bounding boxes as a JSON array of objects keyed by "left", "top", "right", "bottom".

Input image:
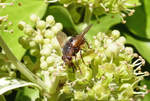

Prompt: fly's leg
[
  {"left": 73, "top": 47, "right": 82, "bottom": 73},
  {"left": 80, "top": 50, "right": 85, "bottom": 64},
  {"left": 85, "top": 40, "right": 90, "bottom": 49},
  {"left": 62, "top": 56, "right": 76, "bottom": 72},
  {"left": 70, "top": 62, "right": 77, "bottom": 72},
  {"left": 78, "top": 66, "right": 82, "bottom": 74},
  {"left": 74, "top": 55, "right": 82, "bottom": 74},
  {"left": 74, "top": 55, "right": 78, "bottom": 66}
]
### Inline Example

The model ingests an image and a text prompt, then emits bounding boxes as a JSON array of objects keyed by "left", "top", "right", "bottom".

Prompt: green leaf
[
  {"left": 84, "top": 14, "right": 122, "bottom": 41},
  {"left": 141, "top": 80, "right": 150, "bottom": 101},
  {"left": 15, "top": 87, "right": 40, "bottom": 101},
  {"left": 144, "top": 0, "right": 150, "bottom": 38},
  {"left": 0, "top": 0, "right": 47, "bottom": 60},
  {"left": 126, "top": 6, "right": 147, "bottom": 38},
  {"left": 141, "top": 79, "right": 150, "bottom": 89},
  {"left": 67, "top": 4, "right": 83, "bottom": 24},
  {"left": 125, "top": 34, "right": 150, "bottom": 63},
  {"left": 46, "top": 5, "right": 77, "bottom": 35},
  {"left": 143, "top": 93, "right": 150, "bottom": 101},
  {"left": 0, "top": 77, "right": 41, "bottom": 95}
]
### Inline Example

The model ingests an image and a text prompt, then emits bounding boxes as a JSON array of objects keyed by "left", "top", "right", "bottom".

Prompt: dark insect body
[{"left": 62, "top": 24, "right": 92, "bottom": 69}]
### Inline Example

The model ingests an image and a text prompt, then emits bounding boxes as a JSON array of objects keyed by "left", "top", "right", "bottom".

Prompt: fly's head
[{"left": 62, "top": 55, "right": 72, "bottom": 64}]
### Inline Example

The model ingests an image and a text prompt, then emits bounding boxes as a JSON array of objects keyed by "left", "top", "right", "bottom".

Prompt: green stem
[
  {"left": 0, "top": 35, "right": 47, "bottom": 91},
  {"left": 49, "top": 75, "right": 60, "bottom": 94}
]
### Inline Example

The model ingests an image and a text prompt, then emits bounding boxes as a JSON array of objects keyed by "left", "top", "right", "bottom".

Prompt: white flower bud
[
  {"left": 46, "top": 15, "right": 55, "bottom": 26},
  {"left": 112, "top": 30, "right": 120, "bottom": 39},
  {"left": 40, "top": 61, "right": 48, "bottom": 69},
  {"left": 125, "top": 47, "right": 133, "bottom": 54},
  {"left": 74, "top": 91, "right": 87, "bottom": 100},
  {"left": 51, "top": 37, "right": 60, "bottom": 49},
  {"left": 40, "top": 56, "right": 46, "bottom": 62},
  {"left": 46, "top": 56, "right": 55, "bottom": 65},
  {"left": 43, "top": 44, "right": 52, "bottom": 49},
  {"left": 105, "top": 38, "right": 113, "bottom": 46},
  {"left": 34, "top": 34, "right": 43, "bottom": 43},
  {"left": 55, "top": 23, "right": 63, "bottom": 31},
  {"left": 51, "top": 23, "right": 63, "bottom": 35},
  {"left": 117, "top": 36, "right": 126, "bottom": 44},
  {"left": 94, "top": 39, "right": 100, "bottom": 46},
  {"left": 23, "top": 25, "right": 34, "bottom": 36},
  {"left": 36, "top": 20, "right": 46, "bottom": 30},
  {"left": 105, "top": 43, "right": 119, "bottom": 57},
  {"left": 30, "top": 14, "right": 39, "bottom": 23},
  {"left": 44, "top": 30, "right": 55, "bottom": 38},
  {"left": 43, "top": 38, "right": 51, "bottom": 44},
  {"left": 29, "top": 41, "right": 37, "bottom": 48},
  {"left": 40, "top": 47, "right": 51, "bottom": 56}
]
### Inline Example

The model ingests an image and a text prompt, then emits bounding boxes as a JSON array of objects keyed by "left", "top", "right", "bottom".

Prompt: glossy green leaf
[
  {"left": 0, "top": 0, "right": 47, "bottom": 60},
  {"left": 85, "top": 14, "right": 122, "bottom": 41},
  {"left": 15, "top": 87, "right": 39, "bottom": 101},
  {"left": 125, "top": 34, "right": 150, "bottom": 63},
  {"left": 141, "top": 80, "right": 150, "bottom": 101},
  {"left": 143, "top": 93, "right": 150, "bottom": 101},
  {"left": 67, "top": 4, "right": 83, "bottom": 24},
  {"left": 141, "top": 79, "right": 150, "bottom": 89},
  {"left": 0, "top": 77, "right": 41, "bottom": 95},
  {"left": 126, "top": 6, "right": 147, "bottom": 38},
  {"left": 46, "top": 5, "right": 77, "bottom": 35},
  {"left": 144, "top": 0, "right": 150, "bottom": 38}
]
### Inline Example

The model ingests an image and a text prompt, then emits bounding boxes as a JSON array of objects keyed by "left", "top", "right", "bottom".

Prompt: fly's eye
[
  {"left": 69, "top": 38, "right": 73, "bottom": 42},
  {"left": 67, "top": 56, "right": 72, "bottom": 60}
]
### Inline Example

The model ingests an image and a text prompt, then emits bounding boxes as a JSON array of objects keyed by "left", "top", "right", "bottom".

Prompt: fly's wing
[
  {"left": 76, "top": 24, "right": 93, "bottom": 41},
  {"left": 80, "top": 24, "right": 93, "bottom": 37},
  {"left": 56, "top": 31, "right": 68, "bottom": 48}
]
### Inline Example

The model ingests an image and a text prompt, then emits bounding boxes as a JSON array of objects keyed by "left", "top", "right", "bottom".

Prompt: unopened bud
[
  {"left": 46, "top": 15, "right": 55, "bottom": 26},
  {"left": 24, "top": 25, "right": 34, "bottom": 36},
  {"left": 40, "top": 61, "right": 48, "bottom": 69},
  {"left": 112, "top": 30, "right": 120, "bottom": 39},
  {"left": 36, "top": 20, "right": 46, "bottom": 30},
  {"left": 30, "top": 14, "right": 39, "bottom": 23},
  {"left": 44, "top": 30, "right": 55, "bottom": 38},
  {"left": 18, "top": 21, "right": 26, "bottom": 30}
]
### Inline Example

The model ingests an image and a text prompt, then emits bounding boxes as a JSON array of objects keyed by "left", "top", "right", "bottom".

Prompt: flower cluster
[
  {"left": 58, "top": 30, "right": 149, "bottom": 101},
  {"left": 0, "top": 15, "right": 13, "bottom": 33},
  {"left": 0, "top": 50, "right": 17, "bottom": 77},
  {"left": 18, "top": 15, "right": 149, "bottom": 101},
  {"left": 0, "top": 15, "right": 15, "bottom": 77},
  {"left": 47, "top": 0, "right": 136, "bottom": 23},
  {"left": 18, "top": 14, "right": 67, "bottom": 93}
]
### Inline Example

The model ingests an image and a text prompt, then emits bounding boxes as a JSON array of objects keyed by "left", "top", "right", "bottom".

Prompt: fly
[{"left": 57, "top": 24, "right": 92, "bottom": 71}]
